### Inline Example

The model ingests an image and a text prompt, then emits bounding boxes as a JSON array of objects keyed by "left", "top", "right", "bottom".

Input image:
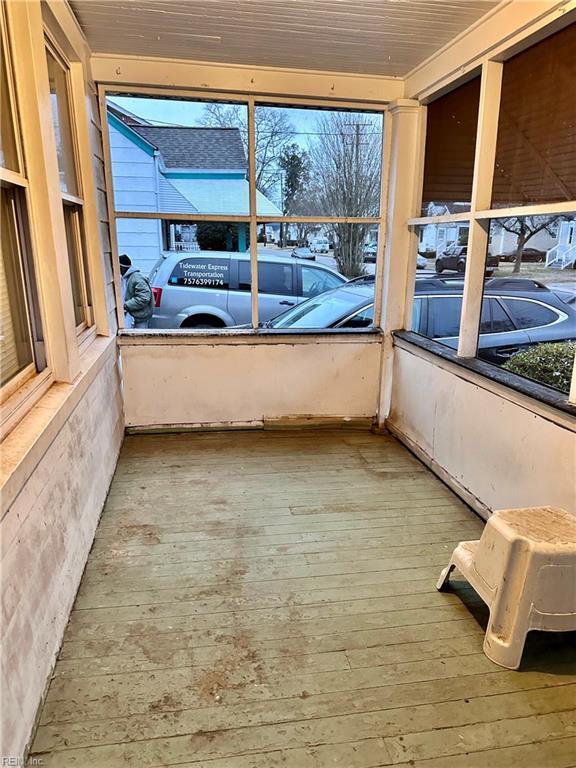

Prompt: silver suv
[{"left": 148, "top": 251, "right": 346, "bottom": 328}]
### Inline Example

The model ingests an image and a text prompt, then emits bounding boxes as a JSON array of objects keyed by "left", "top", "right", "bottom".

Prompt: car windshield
[{"left": 268, "top": 289, "right": 365, "bottom": 328}]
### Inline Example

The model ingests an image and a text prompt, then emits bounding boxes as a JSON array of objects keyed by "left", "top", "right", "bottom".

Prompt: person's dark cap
[{"left": 119, "top": 254, "right": 131, "bottom": 267}]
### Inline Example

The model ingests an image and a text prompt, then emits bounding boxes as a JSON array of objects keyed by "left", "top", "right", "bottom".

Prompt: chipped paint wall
[
  {"left": 119, "top": 336, "right": 382, "bottom": 429},
  {"left": 388, "top": 345, "right": 576, "bottom": 516},
  {"left": 1, "top": 345, "right": 123, "bottom": 757}
]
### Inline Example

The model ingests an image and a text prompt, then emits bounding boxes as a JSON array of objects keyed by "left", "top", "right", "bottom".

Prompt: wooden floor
[{"left": 31, "top": 430, "right": 576, "bottom": 767}]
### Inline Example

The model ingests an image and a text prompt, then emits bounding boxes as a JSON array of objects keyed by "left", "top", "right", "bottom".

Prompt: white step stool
[{"left": 437, "top": 506, "right": 576, "bottom": 669}]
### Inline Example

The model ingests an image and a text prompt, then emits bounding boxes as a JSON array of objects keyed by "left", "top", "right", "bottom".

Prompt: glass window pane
[
  {"left": 477, "top": 215, "right": 576, "bottom": 393},
  {"left": 255, "top": 105, "right": 383, "bottom": 217},
  {"left": 1, "top": 187, "right": 33, "bottom": 386},
  {"left": 63, "top": 205, "right": 86, "bottom": 326},
  {"left": 256, "top": 221, "right": 367, "bottom": 329},
  {"left": 106, "top": 95, "right": 251, "bottom": 216},
  {"left": 421, "top": 76, "right": 480, "bottom": 216},
  {"left": 492, "top": 25, "right": 576, "bottom": 208},
  {"left": 46, "top": 49, "right": 78, "bottom": 196},
  {"left": 1, "top": 29, "right": 19, "bottom": 172}
]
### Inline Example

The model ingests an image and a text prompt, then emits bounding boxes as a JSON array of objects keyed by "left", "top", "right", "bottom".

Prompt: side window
[
  {"left": 338, "top": 305, "right": 374, "bottom": 328},
  {"left": 412, "top": 297, "right": 424, "bottom": 333},
  {"left": 427, "top": 296, "right": 462, "bottom": 338},
  {"left": 490, "top": 299, "right": 516, "bottom": 332},
  {"left": 301, "top": 266, "right": 343, "bottom": 298},
  {"left": 479, "top": 299, "right": 491, "bottom": 334},
  {"left": 503, "top": 299, "right": 558, "bottom": 329},
  {"left": 169, "top": 258, "right": 230, "bottom": 289},
  {"left": 237, "top": 262, "right": 295, "bottom": 295}
]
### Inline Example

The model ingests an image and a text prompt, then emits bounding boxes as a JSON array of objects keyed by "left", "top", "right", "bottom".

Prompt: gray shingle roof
[{"left": 130, "top": 125, "right": 247, "bottom": 170}]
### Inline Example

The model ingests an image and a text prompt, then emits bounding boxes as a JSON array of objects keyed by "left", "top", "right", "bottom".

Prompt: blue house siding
[{"left": 109, "top": 121, "right": 162, "bottom": 273}]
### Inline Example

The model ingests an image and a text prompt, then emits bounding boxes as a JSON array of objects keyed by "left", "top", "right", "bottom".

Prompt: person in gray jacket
[{"left": 119, "top": 254, "right": 154, "bottom": 329}]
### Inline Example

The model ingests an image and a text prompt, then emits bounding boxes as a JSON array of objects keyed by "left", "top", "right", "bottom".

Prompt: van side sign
[{"left": 169, "top": 258, "right": 230, "bottom": 289}]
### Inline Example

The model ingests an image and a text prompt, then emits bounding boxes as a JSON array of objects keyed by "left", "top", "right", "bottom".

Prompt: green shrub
[{"left": 503, "top": 341, "right": 575, "bottom": 393}]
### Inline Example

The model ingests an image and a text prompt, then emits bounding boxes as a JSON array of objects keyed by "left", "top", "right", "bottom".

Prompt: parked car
[
  {"left": 416, "top": 254, "right": 428, "bottom": 270},
  {"left": 363, "top": 243, "right": 378, "bottom": 263},
  {"left": 265, "top": 275, "right": 576, "bottom": 365},
  {"left": 436, "top": 244, "right": 500, "bottom": 276},
  {"left": 148, "top": 252, "right": 346, "bottom": 328},
  {"left": 310, "top": 237, "right": 329, "bottom": 254},
  {"left": 500, "top": 248, "right": 546, "bottom": 263},
  {"left": 291, "top": 246, "right": 315, "bottom": 260}
]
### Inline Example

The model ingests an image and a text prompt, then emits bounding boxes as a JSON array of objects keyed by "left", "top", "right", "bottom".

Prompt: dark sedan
[{"left": 266, "top": 276, "right": 576, "bottom": 366}]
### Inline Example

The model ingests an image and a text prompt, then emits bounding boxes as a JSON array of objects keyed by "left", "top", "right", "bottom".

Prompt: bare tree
[
  {"left": 201, "top": 103, "right": 294, "bottom": 198},
  {"left": 493, "top": 216, "right": 560, "bottom": 273},
  {"left": 307, "top": 112, "right": 382, "bottom": 277}
]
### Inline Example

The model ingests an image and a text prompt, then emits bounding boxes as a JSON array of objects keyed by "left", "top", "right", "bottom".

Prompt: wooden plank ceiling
[{"left": 69, "top": 0, "right": 499, "bottom": 77}]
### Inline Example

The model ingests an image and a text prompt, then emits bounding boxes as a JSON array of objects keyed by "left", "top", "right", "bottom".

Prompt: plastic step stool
[{"left": 437, "top": 506, "right": 576, "bottom": 670}]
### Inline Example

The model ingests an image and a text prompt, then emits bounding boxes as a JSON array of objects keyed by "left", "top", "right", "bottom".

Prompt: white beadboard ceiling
[{"left": 69, "top": 0, "right": 499, "bottom": 77}]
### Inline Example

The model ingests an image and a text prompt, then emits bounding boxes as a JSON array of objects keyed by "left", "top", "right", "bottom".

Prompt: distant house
[{"left": 107, "top": 103, "right": 281, "bottom": 273}]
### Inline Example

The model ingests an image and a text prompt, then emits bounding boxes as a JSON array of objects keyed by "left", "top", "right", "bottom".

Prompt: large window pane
[
  {"left": 477, "top": 214, "right": 576, "bottom": 393},
  {"left": 106, "top": 95, "right": 254, "bottom": 216},
  {"left": 421, "top": 76, "right": 480, "bottom": 216},
  {"left": 409, "top": 223, "right": 474, "bottom": 350},
  {"left": 1, "top": 187, "right": 34, "bottom": 386},
  {"left": 1, "top": 24, "right": 19, "bottom": 173},
  {"left": 118, "top": 218, "right": 253, "bottom": 330},
  {"left": 255, "top": 105, "right": 383, "bottom": 218},
  {"left": 46, "top": 49, "right": 78, "bottom": 196},
  {"left": 258, "top": 223, "right": 376, "bottom": 330},
  {"left": 491, "top": 25, "right": 576, "bottom": 208}
]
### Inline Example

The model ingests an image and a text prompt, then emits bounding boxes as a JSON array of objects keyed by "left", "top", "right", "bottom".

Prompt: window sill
[
  {"left": 393, "top": 330, "right": 576, "bottom": 419},
  {"left": 1, "top": 336, "right": 117, "bottom": 514},
  {"left": 118, "top": 327, "right": 383, "bottom": 345}
]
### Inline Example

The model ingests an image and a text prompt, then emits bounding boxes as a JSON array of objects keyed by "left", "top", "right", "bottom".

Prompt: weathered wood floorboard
[{"left": 30, "top": 430, "right": 576, "bottom": 767}]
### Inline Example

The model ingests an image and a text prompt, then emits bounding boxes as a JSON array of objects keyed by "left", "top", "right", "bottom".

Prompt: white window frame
[
  {"left": 45, "top": 33, "right": 95, "bottom": 342},
  {"left": 98, "top": 85, "right": 390, "bottom": 331},
  {"left": 0, "top": 6, "right": 53, "bottom": 435},
  {"left": 406, "top": 30, "right": 576, "bottom": 406}
]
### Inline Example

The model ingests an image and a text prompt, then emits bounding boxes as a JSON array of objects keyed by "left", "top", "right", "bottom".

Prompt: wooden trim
[
  {"left": 408, "top": 212, "right": 471, "bottom": 227},
  {"left": 116, "top": 211, "right": 252, "bottom": 223},
  {"left": 475, "top": 201, "right": 576, "bottom": 220},
  {"left": 0, "top": 368, "right": 54, "bottom": 440},
  {"left": 247, "top": 97, "right": 259, "bottom": 329},
  {"left": 93, "top": 58, "right": 403, "bottom": 104},
  {"left": 457, "top": 61, "right": 502, "bottom": 359},
  {"left": 0, "top": 169, "right": 28, "bottom": 188},
  {"left": 97, "top": 83, "right": 125, "bottom": 330}
]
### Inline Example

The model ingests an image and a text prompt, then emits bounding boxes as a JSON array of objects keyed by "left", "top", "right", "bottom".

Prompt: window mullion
[
  {"left": 457, "top": 60, "right": 503, "bottom": 359},
  {"left": 247, "top": 97, "right": 259, "bottom": 329}
]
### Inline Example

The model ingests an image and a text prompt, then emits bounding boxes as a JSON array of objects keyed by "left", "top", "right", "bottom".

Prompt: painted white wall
[
  {"left": 0, "top": 346, "right": 123, "bottom": 757},
  {"left": 388, "top": 344, "right": 576, "bottom": 515},
  {"left": 120, "top": 337, "right": 381, "bottom": 428}
]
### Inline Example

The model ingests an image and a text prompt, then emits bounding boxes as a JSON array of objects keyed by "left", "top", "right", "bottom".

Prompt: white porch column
[{"left": 377, "top": 99, "right": 426, "bottom": 427}]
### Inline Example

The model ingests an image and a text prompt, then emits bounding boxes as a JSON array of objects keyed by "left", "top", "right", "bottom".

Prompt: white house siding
[
  {"left": 109, "top": 122, "right": 162, "bottom": 273},
  {"left": 158, "top": 175, "right": 198, "bottom": 214},
  {"left": 115, "top": 217, "right": 163, "bottom": 275}
]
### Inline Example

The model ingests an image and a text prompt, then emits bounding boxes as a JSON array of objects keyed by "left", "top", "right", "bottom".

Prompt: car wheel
[
  {"left": 181, "top": 315, "right": 225, "bottom": 329},
  {"left": 435, "top": 262, "right": 443, "bottom": 274},
  {"left": 457, "top": 261, "right": 466, "bottom": 273}
]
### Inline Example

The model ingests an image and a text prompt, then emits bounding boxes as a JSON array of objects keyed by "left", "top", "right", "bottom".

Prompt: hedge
[{"left": 503, "top": 341, "right": 575, "bottom": 393}]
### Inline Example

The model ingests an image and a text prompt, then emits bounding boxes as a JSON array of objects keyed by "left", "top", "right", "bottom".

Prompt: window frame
[
  {"left": 45, "top": 34, "right": 94, "bottom": 338},
  {"left": 99, "top": 85, "right": 389, "bottom": 332},
  {"left": 406, "top": 28, "right": 576, "bottom": 407},
  {"left": 0, "top": 6, "right": 51, "bottom": 423}
]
